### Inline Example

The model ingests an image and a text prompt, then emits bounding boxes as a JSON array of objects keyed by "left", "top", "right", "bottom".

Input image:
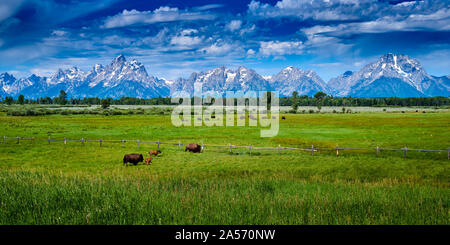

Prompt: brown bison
[
  {"left": 149, "top": 150, "right": 161, "bottom": 156},
  {"left": 282, "top": 116, "right": 286, "bottom": 120},
  {"left": 185, "top": 143, "right": 201, "bottom": 153},
  {"left": 145, "top": 157, "right": 152, "bottom": 165},
  {"left": 123, "top": 153, "right": 143, "bottom": 166}
]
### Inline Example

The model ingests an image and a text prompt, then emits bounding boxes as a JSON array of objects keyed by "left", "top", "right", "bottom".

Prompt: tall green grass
[{"left": 0, "top": 171, "right": 447, "bottom": 225}]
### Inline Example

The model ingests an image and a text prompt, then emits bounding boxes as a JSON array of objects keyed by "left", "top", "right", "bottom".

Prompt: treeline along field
[
  {"left": 0, "top": 111, "right": 448, "bottom": 224},
  {"left": 2, "top": 92, "right": 450, "bottom": 107}
]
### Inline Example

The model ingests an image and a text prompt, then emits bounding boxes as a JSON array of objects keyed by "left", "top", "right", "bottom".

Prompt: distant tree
[
  {"left": 58, "top": 90, "right": 67, "bottom": 105},
  {"left": 18, "top": 94, "right": 25, "bottom": 105},
  {"left": 314, "top": 91, "right": 326, "bottom": 100},
  {"left": 291, "top": 91, "right": 299, "bottom": 112},
  {"left": 101, "top": 99, "right": 111, "bottom": 109},
  {"left": 314, "top": 92, "right": 326, "bottom": 111},
  {"left": 4, "top": 96, "right": 13, "bottom": 105}
]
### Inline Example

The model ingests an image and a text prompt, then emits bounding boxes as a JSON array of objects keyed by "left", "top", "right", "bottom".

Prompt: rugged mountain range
[
  {"left": 328, "top": 53, "right": 450, "bottom": 97},
  {"left": 268, "top": 66, "right": 330, "bottom": 97},
  {"left": 169, "top": 66, "right": 271, "bottom": 96},
  {"left": 0, "top": 54, "right": 448, "bottom": 99},
  {"left": 0, "top": 55, "right": 169, "bottom": 99}
]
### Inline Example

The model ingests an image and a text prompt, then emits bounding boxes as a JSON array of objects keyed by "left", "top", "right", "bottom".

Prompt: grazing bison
[
  {"left": 185, "top": 143, "right": 202, "bottom": 153},
  {"left": 145, "top": 157, "right": 152, "bottom": 165},
  {"left": 123, "top": 153, "right": 143, "bottom": 166},
  {"left": 282, "top": 116, "right": 286, "bottom": 120},
  {"left": 211, "top": 115, "right": 216, "bottom": 118},
  {"left": 149, "top": 150, "right": 161, "bottom": 156}
]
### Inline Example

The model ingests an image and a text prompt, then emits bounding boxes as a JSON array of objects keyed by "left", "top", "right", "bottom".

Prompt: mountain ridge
[{"left": 0, "top": 53, "right": 448, "bottom": 99}]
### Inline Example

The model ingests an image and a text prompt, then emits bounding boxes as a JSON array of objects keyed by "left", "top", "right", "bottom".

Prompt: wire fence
[{"left": 2, "top": 136, "right": 449, "bottom": 159}]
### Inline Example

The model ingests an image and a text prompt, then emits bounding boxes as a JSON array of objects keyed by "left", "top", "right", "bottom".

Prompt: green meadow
[{"left": 0, "top": 109, "right": 448, "bottom": 224}]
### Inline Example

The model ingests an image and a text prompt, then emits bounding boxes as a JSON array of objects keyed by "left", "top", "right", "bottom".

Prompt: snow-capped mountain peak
[
  {"left": 112, "top": 54, "right": 126, "bottom": 65},
  {"left": 328, "top": 53, "right": 447, "bottom": 97},
  {"left": 0, "top": 72, "right": 15, "bottom": 85},
  {"left": 269, "top": 66, "right": 329, "bottom": 96}
]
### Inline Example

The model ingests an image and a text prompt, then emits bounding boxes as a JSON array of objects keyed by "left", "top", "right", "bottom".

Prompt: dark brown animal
[
  {"left": 185, "top": 143, "right": 201, "bottom": 153},
  {"left": 123, "top": 153, "right": 143, "bottom": 166},
  {"left": 149, "top": 150, "right": 161, "bottom": 156},
  {"left": 282, "top": 116, "right": 286, "bottom": 120},
  {"left": 145, "top": 157, "right": 152, "bottom": 165}
]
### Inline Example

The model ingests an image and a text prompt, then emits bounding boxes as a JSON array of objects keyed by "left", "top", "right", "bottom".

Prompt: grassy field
[{"left": 0, "top": 109, "right": 448, "bottom": 224}]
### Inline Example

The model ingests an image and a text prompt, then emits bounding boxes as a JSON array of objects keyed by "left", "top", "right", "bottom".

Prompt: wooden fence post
[
  {"left": 122, "top": 140, "right": 124, "bottom": 147},
  {"left": 278, "top": 144, "right": 281, "bottom": 155},
  {"left": 336, "top": 145, "right": 339, "bottom": 156},
  {"left": 81, "top": 137, "right": 84, "bottom": 146},
  {"left": 249, "top": 144, "right": 252, "bottom": 155},
  {"left": 64, "top": 137, "right": 66, "bottom": 145},
  {"left": 137, "top": 140, "right": 140, "bottom": 148},
  {"left": 48, "top": 136, "right": 51, "bottom": 144},
  {"left": 376, "top": 145, "right": 379, "bottom": 156},
  {"left": 201, "top": 141, "right": 204, "bottom": 153},
  {"left": 229, "top": 143, "right": 232, "bottom": 153},
  {"left": 16, "top": 136, "right": 19, "bottom": 144},
  {"left": 32, "top": 137, "right": 35, "bottom": 144},
  {"left": 157, "top": 140, "right": 160, "bottom": 150},
  {"left": 100, "top": 139, "right": 102, "bottom": 147},
  {"left": 311, "top": 145, "right": 314, "bottom": 156},
  {"left": 2, "top": 136, "right": 5, "bottom": 143},
  {"left": 178, "top": 141, "right": 181, "bottom": 151},
  {"left": 447, "top": 149, "right": 449, "bottom": 160}
]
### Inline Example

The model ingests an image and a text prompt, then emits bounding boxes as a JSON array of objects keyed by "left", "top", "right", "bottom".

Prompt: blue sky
[{"left": 0, "top": 0, "right": 449, "bottom": 81}]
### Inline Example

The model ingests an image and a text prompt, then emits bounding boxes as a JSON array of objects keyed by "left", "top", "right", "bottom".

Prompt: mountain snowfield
[{"left": 0, "top": 54, "right": 448, "bottom": 99}]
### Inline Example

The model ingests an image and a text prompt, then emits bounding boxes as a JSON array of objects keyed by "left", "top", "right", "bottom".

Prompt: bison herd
[{"left": 123, "top": 143, "right": 202, "bottom": 166}]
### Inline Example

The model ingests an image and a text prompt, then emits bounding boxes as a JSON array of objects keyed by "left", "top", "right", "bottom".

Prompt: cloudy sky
[{"left": 0, "top": 0, "right": 449, "bottom": 81}]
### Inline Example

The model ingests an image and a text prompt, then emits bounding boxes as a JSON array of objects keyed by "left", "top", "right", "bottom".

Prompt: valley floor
[{"left": 0, "top": 111, "right": 448, "bottom": 224}]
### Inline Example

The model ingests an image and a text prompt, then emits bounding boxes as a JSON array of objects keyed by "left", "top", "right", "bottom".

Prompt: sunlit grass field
[{"left": 0, "top": 110, "right": 448, "bottom": 224}]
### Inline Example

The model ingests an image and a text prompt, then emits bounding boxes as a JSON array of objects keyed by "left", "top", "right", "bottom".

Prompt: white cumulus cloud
[
  {"left": 102, "top": 6, "right": 216, "bottom": 29},
  {"left": 259, "top": 41, "right": 304, "bottom": 56},
  {"left": 226, "top": 20, "right": 242, "bottom": 31},
  {"left": 200, "top": 43, "right": 233, "bottom": 55}
]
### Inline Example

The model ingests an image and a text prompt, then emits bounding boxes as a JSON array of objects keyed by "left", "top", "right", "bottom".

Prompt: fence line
[{"left": 2, "top": 136, "right": 449, "bottom": 159}]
